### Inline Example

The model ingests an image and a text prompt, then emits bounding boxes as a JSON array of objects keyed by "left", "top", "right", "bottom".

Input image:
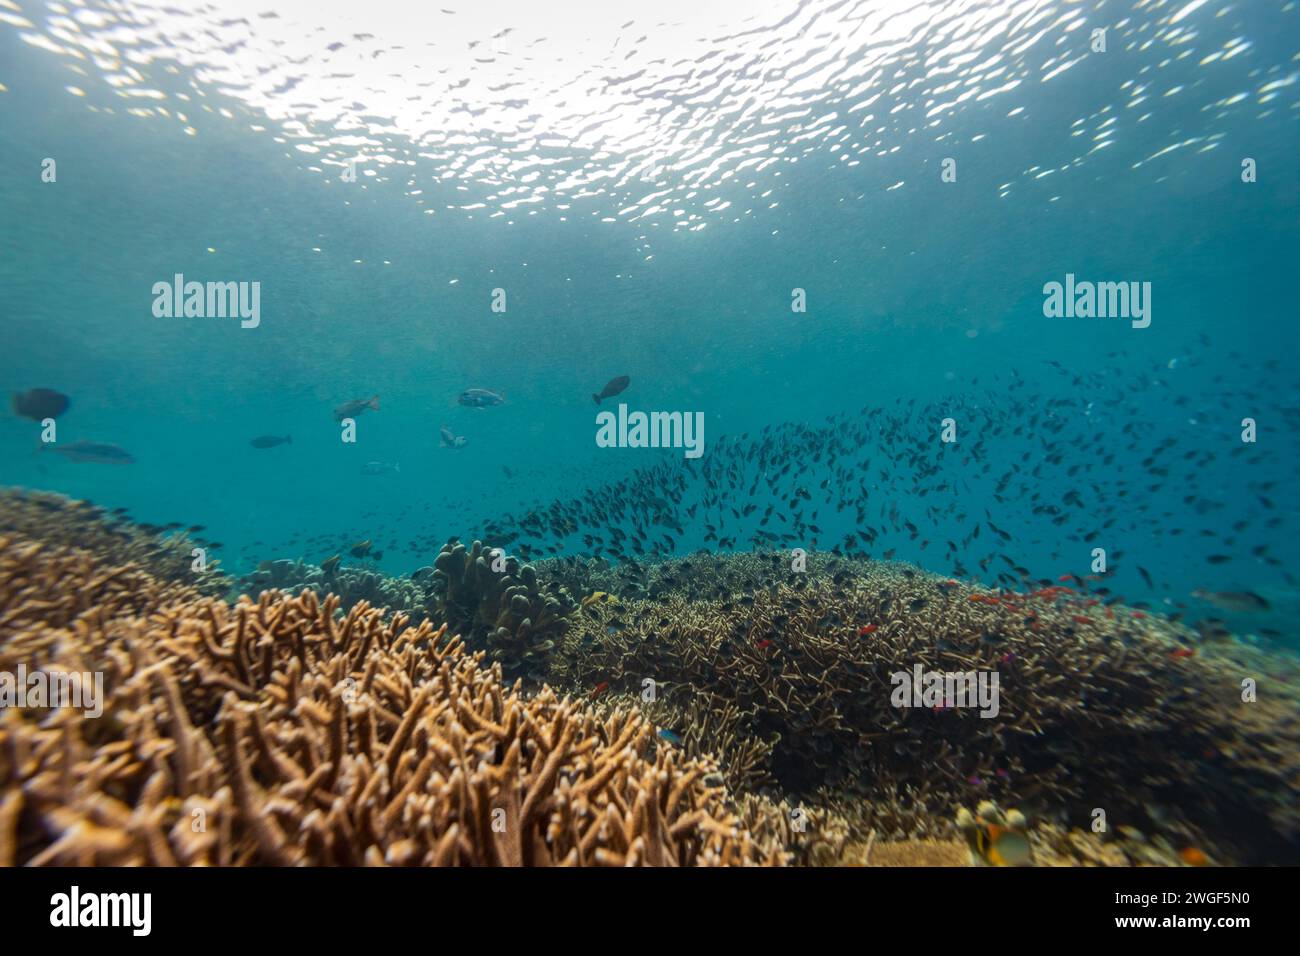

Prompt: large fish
[
  {"left": 1191, "top": 589, "right": 1270, "bottom": 613},
  {"left": 12, "top": 388, "right": 70, "bottom": 421},
  {"left": 593, "top": 375, "right": 630, "bottom": 404},
  {"left": 458, "top": 388, "right": 505, "bottom": 408},
  {"left": 50, "top": 440, "right": 134, "bottom": 464},
  {"left": 333, "top": 395, "right": 379, "bottom": 421}
]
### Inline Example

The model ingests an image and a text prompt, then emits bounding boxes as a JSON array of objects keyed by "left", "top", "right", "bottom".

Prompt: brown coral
[
  {"left": 0, "top": 533, "right": 782, "bottom": 866},
  {"left": 545, "top": 551, "right": 1300, "bottom": 862},
  {"left": 0, "top": 488, "right": 225, "bottom": 595}
]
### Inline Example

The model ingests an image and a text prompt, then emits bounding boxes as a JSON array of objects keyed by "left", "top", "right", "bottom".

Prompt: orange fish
[
  {"left": 1171, "top": 648, "right": 1196, "bottom": 660},
  {"left": 857, "top": 625, "right": 878, "bottom": 636},
  {"left": 1179, "top": 847, "right": 1209, "bottom": 866}
]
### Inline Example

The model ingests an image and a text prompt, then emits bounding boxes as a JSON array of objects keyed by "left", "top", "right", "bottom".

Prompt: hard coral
[
  {"left": 0, "top": 531, "right": 776, "bottom": 866},
  {"left": 428, "top": 540, "right": 577, "bottom": 680}
]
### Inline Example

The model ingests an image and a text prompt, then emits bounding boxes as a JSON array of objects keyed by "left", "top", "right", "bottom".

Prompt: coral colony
[{"left": 2, "top": 489, "right": 1297, "bottom": 866}]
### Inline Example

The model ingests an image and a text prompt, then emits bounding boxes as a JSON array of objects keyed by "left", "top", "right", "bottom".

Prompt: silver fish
[
  {"left": 50, "top": 440, "right": 135, "bottom": 464},
  {"left": 334, "top": 395, "right": 379, "bottom": 421},
  {"left": 1191, "top": 589, "right": 1270, "bottom": 613}
]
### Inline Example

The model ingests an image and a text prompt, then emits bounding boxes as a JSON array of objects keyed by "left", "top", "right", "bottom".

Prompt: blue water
[{"left": 2, "top": 0, "right": 1298, "bottom": 638}]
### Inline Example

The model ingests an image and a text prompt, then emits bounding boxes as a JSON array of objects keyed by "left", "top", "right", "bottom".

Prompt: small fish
[
  {"left": 321, "top": 554, "right": 342, "bottom": 575},
  {"left": 458, "top": 388, "right": 506, "bottom": 408},
  {"left": 49, "top": 440, "right": 134, "bottom": 464},
  {"left": 1179, "top": 847, "right": 1209, "bottom": 867},
  {"left": 250, "top": 435, "right": 291, "bottom": 449},
  {"left": 334, "top": 395, "right": 379, "bottom": 420},
  {"left": 590, "top": 681, "right": 611, "bottom": 698},
  {"left": 12, "top": 388, "right": 70, "bottom": 421},
  {"left": 974, "top": 824, "right": 1033, "bottom": 867},
  {"left": 361, "top": 461, "right": 400, "bottom": 475},
  {"left": 1170, "top": 647, "right": 1196, "bottom": 660},
  {"left": 857, "top": 624, "right": 878, "bottom": 636},
  {"left": 656, "top": 728, "right": 682, "bottom": 746},
  {"left": 581, "top": 591, "right": 618, "bottom": 608},
  {"left": 754, "top": 638, "right": 773, "bottom": 651},
  {"left": 349, "top": 540, "right": 372, "bottom": 558},
  {"left": 439, "top": 425, "right": 467, "bottom": 448},
  {"left": 592, "top": 375, "right": 630, "bottom": 404}
]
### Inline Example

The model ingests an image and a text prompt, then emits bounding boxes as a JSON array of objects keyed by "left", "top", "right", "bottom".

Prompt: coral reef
[
  {"left": 230, "top": 558, "right": 425, "bottom": 619},
  {"left": 543, "top": 551, "right": 1300, "bottom": 863},
  {"left": 0, "top": 488, "right": 225, "bottom": 595},
  {"left": 5, "top": 497, "right": 1299, "bottom": 866},
  {"left": 0, "top": 531, "right": 781, "bottom": 866}
]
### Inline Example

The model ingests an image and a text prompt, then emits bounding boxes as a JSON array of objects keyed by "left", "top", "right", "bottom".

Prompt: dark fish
[
  {"left": 458, "top": 388, "right": 505, "bottom": 408},
  {"left": 593, "top": 375, "right": 630, "bottom": 404},
  {"left": 50, "top": 440, "right": 134, "bottom": 464},
  {"left": 321, "top": 554, "right": 342, "bottom": 575},
  {"left": 333, "top": 395, "right": 379, "bottom": 420},
  {"left": 349, "top": 540, "right": 372, "bottom": 558},
  {"left": 12, "top": 388, "right": 70, "bottom": 421},
  {"left": 250, "top": 435, "right": 291, "bottom": 448}
]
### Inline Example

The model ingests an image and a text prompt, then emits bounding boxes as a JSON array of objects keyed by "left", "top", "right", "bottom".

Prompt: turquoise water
[{"left": 2, "top": 0, "right": 1298, "bottom": 639}]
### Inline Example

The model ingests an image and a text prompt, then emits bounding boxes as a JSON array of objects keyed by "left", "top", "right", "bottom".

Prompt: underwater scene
[{"left": 1, "top": 0, "right": 1299, "bottom": 870}]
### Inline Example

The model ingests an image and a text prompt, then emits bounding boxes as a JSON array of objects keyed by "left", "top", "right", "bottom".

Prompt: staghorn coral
[
  {"left": 544, "top": 552, "right": 1300, "bottom": 863},
  {"left": 0, "top": 487, "right": 226, "bottom": 595},
  {"left": 427, "top": 540, "right": 577, "bottom": 681},
  {"left": 6, "top": 496, "right": 1298, "bottom": 866},
  {"left": 0, "top": 534, "right": 199, "bottom": 635},
  {"left": 0, "top": 532, "right": 779, "bottom": 866}
]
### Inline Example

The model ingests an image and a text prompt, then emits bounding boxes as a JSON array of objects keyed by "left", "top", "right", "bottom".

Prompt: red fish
[
  {"left": 1071, "top": 615, "right": 1090, "bottom": 625},
  {"left": 1171, "top": 648, "right": 1196, "bottom": 660},
  {"left": 590, "top": 681, "right": 611, "bottom": 698},
  {"left": 857, "top": 625, "right": 878, "bottom": 636},
  {"left": 755, "top": 639, "right": 773, "bottom": 651}
]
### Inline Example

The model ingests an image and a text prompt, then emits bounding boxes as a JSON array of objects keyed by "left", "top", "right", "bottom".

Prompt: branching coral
[
  {"left": 0, "top": 488, "right": 225, "bottom": 595},
  {"left": 0, "top": 532, "right": 779, "bottom": 866},
  {"left": 544, "top": 552, "right": 1300, "bottom": 863}
]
